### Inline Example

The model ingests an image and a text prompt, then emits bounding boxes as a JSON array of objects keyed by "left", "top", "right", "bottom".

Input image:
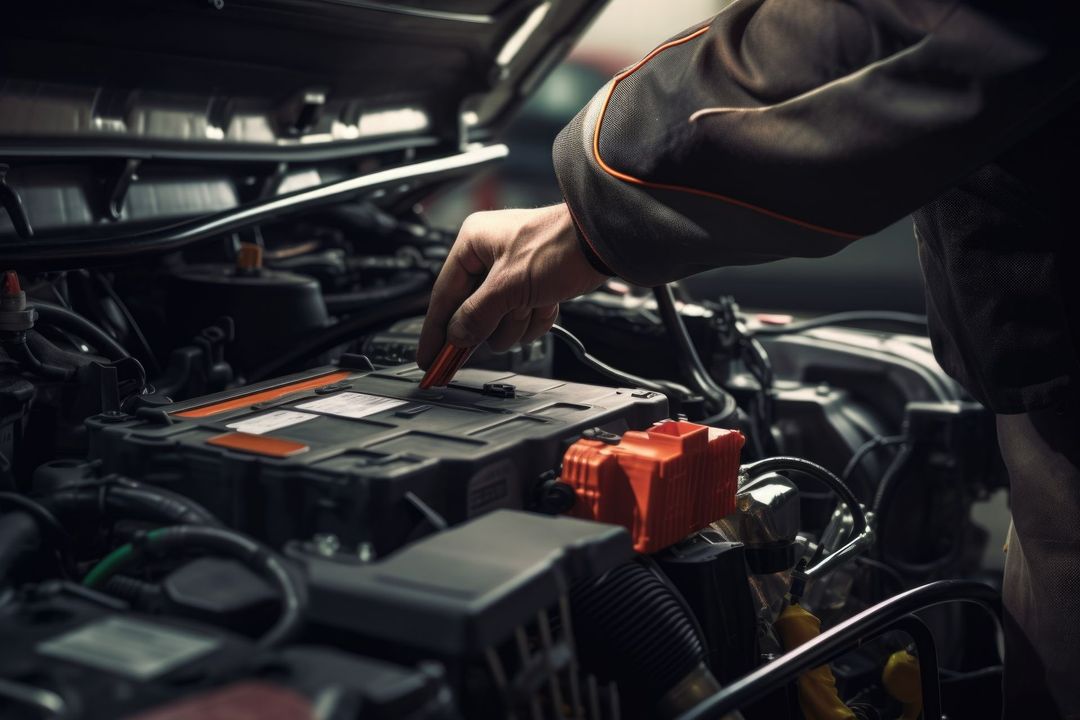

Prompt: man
[{"left": 417, "top": 1, "right": 1080, "bottom": 716}]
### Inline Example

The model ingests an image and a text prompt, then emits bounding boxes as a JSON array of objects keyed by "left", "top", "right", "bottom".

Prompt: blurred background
[{"left": 427, "top": 0, "right": 925, "bottom": 314}]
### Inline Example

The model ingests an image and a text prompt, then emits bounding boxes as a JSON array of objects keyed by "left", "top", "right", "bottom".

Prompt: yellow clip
[
  {"left": 774, "top": 603, "right": 857, "bottom": 720},
  {"left": 882, "top": 650, "right": 922, "bottom": 720}
]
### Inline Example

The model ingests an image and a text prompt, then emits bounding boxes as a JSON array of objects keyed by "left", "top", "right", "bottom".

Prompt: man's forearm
[{"left": 554, "top": 0, "right": 1080, "bottom": 286}]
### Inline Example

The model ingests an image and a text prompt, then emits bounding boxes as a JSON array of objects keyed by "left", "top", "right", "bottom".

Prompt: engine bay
[{"left": 0, "top": 205, "right": 1006, "bottom": 720}]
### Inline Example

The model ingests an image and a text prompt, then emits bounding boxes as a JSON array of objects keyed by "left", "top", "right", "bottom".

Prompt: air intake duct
[{"left": 571, "top": 559, "right": 720, "bottom": 718}]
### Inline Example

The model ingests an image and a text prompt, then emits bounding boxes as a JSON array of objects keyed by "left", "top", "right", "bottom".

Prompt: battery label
[
  {"left": 226, "top": 410, "right": 316, "bottom": 435},
  {"left": 37, "top": 617, "right": 221, "bottom": 680},
  {"left": 296, "top": 392, "right": 406, "bottom": 420}
]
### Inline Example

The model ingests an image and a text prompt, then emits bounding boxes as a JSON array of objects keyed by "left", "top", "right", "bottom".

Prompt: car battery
[{"left": 88, "top": 357, "right": 668, "bottom": 555}]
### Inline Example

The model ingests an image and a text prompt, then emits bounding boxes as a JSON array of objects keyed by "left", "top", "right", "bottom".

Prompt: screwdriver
[{"left": 419, "top": 343, "right": 475, "bottom": 389}]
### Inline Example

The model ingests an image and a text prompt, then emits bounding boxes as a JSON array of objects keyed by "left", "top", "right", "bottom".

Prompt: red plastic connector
[
  {"left": 562, "top": 420, "right": 745, "bottom": 553},
  {"left": 2, "top": 271, "right": 21, "bottom": 298}
]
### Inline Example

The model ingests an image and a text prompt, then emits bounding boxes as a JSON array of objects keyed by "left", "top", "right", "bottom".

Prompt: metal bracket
[
  {"left": 0, "top": 165, "right": 33, "bottom": 239},
  {"left": 675, "top": 579, "right": 1002, "bottom": 719},
  {"left": 258, "top": 162, "right": 289, "bottom": 200},
  {"left": 106, "top": 158, "right": 141, "bottom": 221}
]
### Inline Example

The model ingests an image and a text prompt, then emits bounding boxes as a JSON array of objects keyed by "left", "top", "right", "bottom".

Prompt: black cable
[
  {"left": 0, "top": 511, "right": 40, "bottom": 586},
  {"left": 93, "top": 273, "right": 162, "bottom": 376},
  {"left": 842, "top": 435, "right": 907, "bottom": 500},
  {"left": 653, "top": 285, "right": 739, "bottom": 423},
  {"left": 749, "top": 311, "right": 927, "bottom": 337},
  {"left": 31, "top": 299, "right": 131, "bottom": 361},
  {"left": 0, "top": 492, "right": 75, "bottom": 578},
  {"left": 0, "top": 492, "right": 70, "bottom": 546},
  {"left": 871, "top": 444, "right": 914, "bottom": 516},
  {"left": 854, "top": 556, "right": 905, "bottom": 595},
  {"left": 323, "top": 271, "right": 432, "bottom": 314},
  {"left": 106, "top": 485, "right": 221, "bottom": 527},
  {"left": 742, "top": 457, "right": 867, "bottom": 543},
  {"left": 30, "top": 299, "right": 148, "bottom": 390},
  {"left": 248, "top": 291, "right": 429, "bottom": 381},
  {"left": 549, "top": 324, "right": 693, "bottom": 404},
  {"left": 86, "top": 525, "right": 305, "bottom": 649},
  {"left": 741, "top": 335, "right": 776, "bottom": 450},
  {"left": 2, "top": 337, "right": 75, "bottom": 380},
  {"left": 44, "top": 479, "right": 222, "bottom": 528}
]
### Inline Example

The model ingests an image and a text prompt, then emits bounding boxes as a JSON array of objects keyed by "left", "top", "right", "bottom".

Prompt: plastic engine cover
[{"left": 88, "top": 360, "right": 668, "bottom": 554}]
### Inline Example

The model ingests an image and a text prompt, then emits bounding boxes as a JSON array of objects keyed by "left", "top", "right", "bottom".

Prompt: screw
[{"left": 312, "top": 533, "right": 340, "bottom": 557}]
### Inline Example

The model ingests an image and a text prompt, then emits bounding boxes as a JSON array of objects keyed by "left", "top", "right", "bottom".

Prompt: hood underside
[
  {"left": 0, "top": 0, "right": 605, "bottom": 251},
  {"left": 2, "top": 0, "right": 604, "bottom": 155}
]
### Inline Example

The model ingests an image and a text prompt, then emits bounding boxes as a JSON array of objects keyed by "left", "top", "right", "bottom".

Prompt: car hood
[{"left": 0, "top": 0, "right": 605, "bottom": 251}]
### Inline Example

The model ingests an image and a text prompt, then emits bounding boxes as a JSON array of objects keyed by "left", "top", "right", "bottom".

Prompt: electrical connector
[
  {"left": 0, "top": 271, "right": 35, "bottom": 333},
  {"left": 562, "top": 420, "right": 745, "bottom": 553}
]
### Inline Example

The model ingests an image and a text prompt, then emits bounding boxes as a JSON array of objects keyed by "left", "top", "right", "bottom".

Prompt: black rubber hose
[
  {"left": 31, "top": 300, "right": 130, "bottom": 361},
  {"left": 248, "top": 291, "right": 429, "bottom": 381},
  {"left": 44, "top": 482, "right": 222, "bottom": 528},
  {"left": 0, "top": 511, "right": 40, "bottom": 585},
  {"left": 571, "top": 560, "right": 711, "bottom": 707},
  {"left": 0, "top": 491, "right": 75, "bottom": 578},
  {"left": 87, "top": 525, "right": 305, "bottom": 649},
  {"left": 653, "top": 285, "right": 739, "bottom": 423},
  {"left": 323, "top": 271, "right": 432, "bottom": 314},
  {"left": 106, "top": 485, "right": 222, "bottom": 527},
  {"left": 748, "top": 311, "right": 928, "bottom": 337},
  {"left": 2, "top": 337, "right": 75, "bottom": 380},
  {"left": 743, "top": 456, "right": 867, "bottom": 543},
  {"left": 102, "top": 575, "right": 159, "bottom": 605}
]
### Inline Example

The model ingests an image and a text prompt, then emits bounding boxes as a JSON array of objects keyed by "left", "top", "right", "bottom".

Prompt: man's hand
[{"left": 417, "top": 203, "right": 608, "bottom": 369}]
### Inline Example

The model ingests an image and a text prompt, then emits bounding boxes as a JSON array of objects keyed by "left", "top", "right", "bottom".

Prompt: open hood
[{"left": 0, "top": 0, "right": 606, "bottom": 259}]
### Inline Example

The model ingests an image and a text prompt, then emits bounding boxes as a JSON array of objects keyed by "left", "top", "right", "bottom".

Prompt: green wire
[{"left": 82, "top": 528, "right": 165, "bottom": 589}]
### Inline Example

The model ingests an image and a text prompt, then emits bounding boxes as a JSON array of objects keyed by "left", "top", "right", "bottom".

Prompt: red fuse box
[{"left": 562, "top": 420, "right": 745, "bottom": 553}]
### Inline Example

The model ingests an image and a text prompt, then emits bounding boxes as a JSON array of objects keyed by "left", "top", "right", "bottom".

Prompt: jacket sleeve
[{"left": 552, "top": 0, "right": 1080, "bottom": 286}]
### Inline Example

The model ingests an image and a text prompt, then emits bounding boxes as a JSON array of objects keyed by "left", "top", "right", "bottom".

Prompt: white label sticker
[
  {"left": 37, "top": 617, "right": 221, "bottom": 680},
  {"left": 296, "top": 391, "right": 406, "bottom": 419},
  {"left": 226, "top": 410, "right": 316, "bottom": 435}
]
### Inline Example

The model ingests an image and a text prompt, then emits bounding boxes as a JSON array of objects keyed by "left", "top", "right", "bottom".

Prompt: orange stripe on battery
[
  {"left": 206, "top": 432, "right": 309, "bottom": 458},
  {"left": 174, "top": 371, "right": 353, "bottom": 418}
]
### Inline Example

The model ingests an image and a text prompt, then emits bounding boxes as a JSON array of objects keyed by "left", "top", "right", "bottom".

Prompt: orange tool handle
[{"left": 419, "top": 343, "right": 474, "bottom": 389}]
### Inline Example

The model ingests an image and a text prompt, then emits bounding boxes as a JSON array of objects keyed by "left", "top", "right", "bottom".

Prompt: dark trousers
[{"left": 999, "top": 409, "right": 1080, "bottom": 719}]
